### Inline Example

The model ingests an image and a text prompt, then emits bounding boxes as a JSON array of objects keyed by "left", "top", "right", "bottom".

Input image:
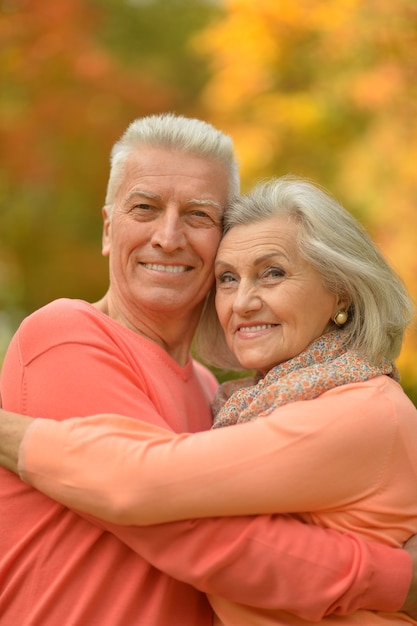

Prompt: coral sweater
[{"left": 0, "top": 299, "right": 411, "bottom": 625}]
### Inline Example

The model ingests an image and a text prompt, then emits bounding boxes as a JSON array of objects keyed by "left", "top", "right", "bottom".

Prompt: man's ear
[{"left": 102, "top": 206, "right": 111, "bottom": 257}]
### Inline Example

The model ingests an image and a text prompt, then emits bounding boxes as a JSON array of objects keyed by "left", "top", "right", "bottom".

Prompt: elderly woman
[{"left": 1, "top": 176, "right": 417, "bottom": 625}]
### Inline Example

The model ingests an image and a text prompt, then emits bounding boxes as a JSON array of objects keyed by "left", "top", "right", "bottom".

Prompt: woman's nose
[{"left": 232, "top": 282, "right": 263, "bottom": 315}]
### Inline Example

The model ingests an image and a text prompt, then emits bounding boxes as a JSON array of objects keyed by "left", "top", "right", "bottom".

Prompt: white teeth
[
  {"left": 144, "top": 263, "right": 188, "bottom": 273},
  {"left": 239, "top": 324, "right": 274, "bottom": 332}
]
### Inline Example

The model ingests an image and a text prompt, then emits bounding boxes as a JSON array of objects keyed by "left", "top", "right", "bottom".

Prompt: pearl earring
[{"left": 333, "top": 310, "right": 348, "bottom": 327}]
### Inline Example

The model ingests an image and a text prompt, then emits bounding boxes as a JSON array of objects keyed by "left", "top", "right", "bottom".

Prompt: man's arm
[
  {"left": 0, "top": 407, "right": 416, "bottom": 620},
  {"left": 0, "top": 409, "right": 30, "bottom": 473},
  {"left": 402, "top": 535, "right": 417, "bottom": 616}
]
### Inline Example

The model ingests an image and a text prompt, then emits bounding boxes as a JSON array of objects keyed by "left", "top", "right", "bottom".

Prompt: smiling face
[
  {"left": 215, "top": 214, "right": 346, "bottom": 375},
  {"left": 102, "top": 146, "right": 229, "bottom": 331}
]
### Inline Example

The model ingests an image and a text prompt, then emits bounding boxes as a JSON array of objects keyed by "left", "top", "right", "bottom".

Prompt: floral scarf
[{"left": 212, "top": 329, "right": 399, "bottom": 429}]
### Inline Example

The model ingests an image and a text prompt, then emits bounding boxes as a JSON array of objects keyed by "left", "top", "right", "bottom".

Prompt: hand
[
  {"left": 401, "top": 534, "right": 417, "bottom": 619},
  {"left": 0, "top": 409, "right": 33, "bottom": 474}
]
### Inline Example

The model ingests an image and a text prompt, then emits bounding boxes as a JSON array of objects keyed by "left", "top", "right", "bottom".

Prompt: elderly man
[{"left": 0, "top": 114, "right": 416, "bottom": 625}]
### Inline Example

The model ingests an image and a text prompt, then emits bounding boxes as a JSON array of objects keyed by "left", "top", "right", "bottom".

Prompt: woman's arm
[{"left": 14, "top": 381, "right": 415, "bottom": 525}]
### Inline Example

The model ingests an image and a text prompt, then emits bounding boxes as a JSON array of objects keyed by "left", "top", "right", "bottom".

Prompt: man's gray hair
[{"left": 104, "top": 113, "right": 240, "bottom": 214}]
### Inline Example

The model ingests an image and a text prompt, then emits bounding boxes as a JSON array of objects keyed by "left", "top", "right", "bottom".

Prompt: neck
[{"left": 93, "top": 293, "right": 199, "bottom": 366}]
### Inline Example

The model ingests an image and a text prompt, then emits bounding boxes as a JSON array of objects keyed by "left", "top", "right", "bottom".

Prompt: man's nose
[{"left": 151, "top": 211, "right": 187, "bottom": 251}]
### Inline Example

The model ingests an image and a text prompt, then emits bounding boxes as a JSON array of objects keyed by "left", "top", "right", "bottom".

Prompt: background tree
[
  {"left": 0, "top": 0, "right": 221, "bottom": 348},
  {"left": 193, "top": 0, "right": 417, "bottom": 400}
]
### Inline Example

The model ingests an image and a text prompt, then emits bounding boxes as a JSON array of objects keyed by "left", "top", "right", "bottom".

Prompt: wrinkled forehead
[
  {"left": 217, "top": 215, "right": 301, "bottom": 262},
  {"left": 107, "top": 145, "right": 234, "bottom": 211},
  {"left": 119, "top": 148, "right": 230, "bottom": 203}
]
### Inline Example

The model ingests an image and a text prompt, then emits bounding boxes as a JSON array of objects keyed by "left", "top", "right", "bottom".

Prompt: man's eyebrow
[
  {"left": 186, "top": 198, "right": 224, "bottom": 211},
  {"left": 124, "top": 190, "right": 162, "bottom": 203},
  {"left": 123, "top": 192, "right": 223, "bottom": 211}
]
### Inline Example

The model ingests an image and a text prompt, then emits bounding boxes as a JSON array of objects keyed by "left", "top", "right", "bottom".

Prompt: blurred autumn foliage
[
  {"left": 1, "top": 0, "right": 416, "bottom": 402},
  {"left": 0, "top": 0, "right": 221, "bottom": 348}
]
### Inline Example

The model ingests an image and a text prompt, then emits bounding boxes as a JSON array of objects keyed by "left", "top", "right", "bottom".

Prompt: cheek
[
  {"left": 201, "top": 233, "right": 222, "bottom": 265},
  {"left": 307, "top": 295, "right": 335, "bottom": 331},
  {"left": 215, "top": 293, "right": 230, "bottom": 330},
  {"left": 287, "top": 287, "right": 333, "bottom": 335}
]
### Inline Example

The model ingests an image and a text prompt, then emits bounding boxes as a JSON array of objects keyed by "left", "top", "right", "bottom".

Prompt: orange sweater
[
  {"left": 0, "top": 299, "right": 412, "bottom": 624},
  {"left": 20, "top": 376, "right": 417, "bottom": 625}
]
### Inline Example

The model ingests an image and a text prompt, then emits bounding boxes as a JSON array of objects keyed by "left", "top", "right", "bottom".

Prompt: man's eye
[
  {"left": 129, "top": 204, "right": 156, "bottom": 219},
  {"left": 187, "top": 208, "right": 221, "bottom": 228}
]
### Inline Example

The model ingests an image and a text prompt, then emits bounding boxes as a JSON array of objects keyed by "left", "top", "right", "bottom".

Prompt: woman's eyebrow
[
  {"left": 214, "top": 259, "right": 232, "bottom": 270},
  {"left": 253, "top": 252, "right": 289, "bottom": 264},
  {"left": 215, "top": 252, "right": 288, "bottom": 269}
]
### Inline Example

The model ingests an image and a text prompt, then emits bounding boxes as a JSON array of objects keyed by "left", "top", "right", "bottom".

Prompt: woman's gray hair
[
  {"left": 195, "top": 175, "right": 414, "bottom": 368},
  {"left": 104, "top": 113, "right": 240, "bottom": 214}
]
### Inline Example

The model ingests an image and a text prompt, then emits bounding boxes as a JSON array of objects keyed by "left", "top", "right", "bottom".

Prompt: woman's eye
[
  {"left": 263, "top": 266, "right": 285, "bottom": 279},
  {"left": 217, "top": 272, "right": 236, "bottom": 285}
]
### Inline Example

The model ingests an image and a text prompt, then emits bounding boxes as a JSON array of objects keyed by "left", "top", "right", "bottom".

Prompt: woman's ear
[
  {"left": 331, "top": 294, "right": 351, "bottom": 326},
  {"left": 333, "top": 293, "right": 351, "bottom": 315}
]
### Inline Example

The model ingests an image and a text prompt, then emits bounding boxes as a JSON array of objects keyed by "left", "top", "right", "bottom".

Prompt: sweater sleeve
[
  {"left": 20, "top": 422, "right": 410, "bottom": 617},
  {"left": 19, "top": 381, "right": 411, "bottom": 524},
  {"left": 20, "top": 415, "right": 411, "bottom": 617},
  {"left": 90, "top": 512, "right": 411, "bottom": 618}
]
